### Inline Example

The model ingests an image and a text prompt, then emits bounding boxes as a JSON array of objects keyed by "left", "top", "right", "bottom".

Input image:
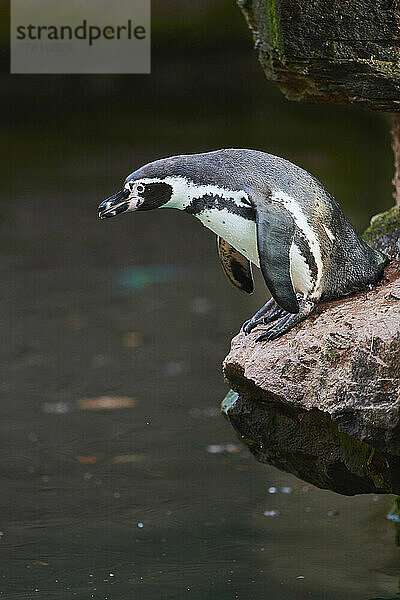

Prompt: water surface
[{"left": 1, "top": 5, "right": 398, "bottom": 597}]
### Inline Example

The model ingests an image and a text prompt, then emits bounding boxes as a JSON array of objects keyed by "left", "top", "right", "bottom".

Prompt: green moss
[
  {"left": 326, "top": 347, "right": 340, "bottom": 365},
  {"left": 339, "top": 431, "right": 372, "bottom": 468},
  {"left": 267, "top": 0, "right": 279, "bottom": 51},
  {"left": 338, "top": 431, "right": 392, "bottom": 493},
  {"left": 363, "top": 205, "right": 400, "bottom": 241}
]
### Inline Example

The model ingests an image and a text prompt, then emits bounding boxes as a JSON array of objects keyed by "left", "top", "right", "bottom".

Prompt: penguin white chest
[
  {"left": 196, "top": 209, "right": 260, "bottom": 267},
  {"left": 196, "top": 208, "right": 314, "bottom": 297}
]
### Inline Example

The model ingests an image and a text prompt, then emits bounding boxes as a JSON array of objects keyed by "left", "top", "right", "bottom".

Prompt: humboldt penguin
[{"left": 98, "top": 149, "right": 387, "bottom": 341}]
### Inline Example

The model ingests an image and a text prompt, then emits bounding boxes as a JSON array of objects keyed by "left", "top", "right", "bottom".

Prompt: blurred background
[{"left": 0, "top": 1, "right": 398, "bottom": 599}]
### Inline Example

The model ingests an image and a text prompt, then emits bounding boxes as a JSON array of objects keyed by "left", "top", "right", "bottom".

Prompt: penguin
[{"left": 98, "top": 149, "right": 388, "bottom": 342}]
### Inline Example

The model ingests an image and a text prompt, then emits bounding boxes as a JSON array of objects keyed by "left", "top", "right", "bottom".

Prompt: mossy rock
[
  {"left": 363, "top": 205, "right": 400, "bottom": 261},
  {"left": 237, "top": 0, "right": 400, "bottom": 111},
  {"left": 221, "top": 390, "right": 400, "bottom": 495}
]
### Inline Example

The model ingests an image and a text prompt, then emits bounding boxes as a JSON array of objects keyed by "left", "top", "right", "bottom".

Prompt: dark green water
[{"left": 1, "top": 2, "right": 399, "bottom": 598}]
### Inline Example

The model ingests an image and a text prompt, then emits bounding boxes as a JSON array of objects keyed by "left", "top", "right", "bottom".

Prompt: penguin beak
[{"left": 98, "top": 189, "right": 130, "bottom": 219}]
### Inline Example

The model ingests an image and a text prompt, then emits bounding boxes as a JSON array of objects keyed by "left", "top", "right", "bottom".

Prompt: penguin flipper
[
  {"left": 255, "top": 201, "right": 299, "bottom": 313},
  {"left": 217, "top": 236, "right": 254, "bottom": 294}
]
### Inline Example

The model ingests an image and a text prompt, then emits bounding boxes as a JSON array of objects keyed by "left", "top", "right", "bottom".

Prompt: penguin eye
[{"left": 136, "top": 183, "right": 145, "bottom": 194}]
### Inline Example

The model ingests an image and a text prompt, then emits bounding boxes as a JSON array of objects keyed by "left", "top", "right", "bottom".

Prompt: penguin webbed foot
[
  {"left": 242, "top": 298, "right": 284, "bottom": 334},
  {"left": 255, "top": 298, "right": 316, "bottom": 342}
]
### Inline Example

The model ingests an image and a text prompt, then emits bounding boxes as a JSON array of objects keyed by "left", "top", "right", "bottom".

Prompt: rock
[
  {"left": 222, "top": 210, "right": 400, "bottom": 495},
  {"left": 363, "top": 205, "right": 400, "bottom": 261},
  {"left": 237, "top": 0, "right": 400, "bottom": 111},
  {"left": 222, "top": 389, "right": 400, "bottom": 495}
]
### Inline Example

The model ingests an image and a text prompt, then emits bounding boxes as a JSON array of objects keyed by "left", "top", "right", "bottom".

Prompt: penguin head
[
  {"left": 98, "top": 151, "right": 246, "bottom": 219},
  {"left": 98, "top": 175, "right": 174, "bottom": 219}
]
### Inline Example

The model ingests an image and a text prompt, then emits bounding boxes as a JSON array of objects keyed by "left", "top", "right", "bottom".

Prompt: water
[{"left": 1, "top": 2, "right": 398, "bottom": 598}]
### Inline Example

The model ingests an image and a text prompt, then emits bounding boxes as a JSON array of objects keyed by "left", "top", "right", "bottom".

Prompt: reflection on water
[{"left": 1, "top": 5, "right": 399, "bottom": 597}]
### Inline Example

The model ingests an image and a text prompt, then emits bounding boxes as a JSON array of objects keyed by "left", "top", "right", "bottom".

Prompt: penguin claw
[
  {"left": 242, "top": 299, "right": 283, "bottom": 334},
  {"left": 256, "top": 314, "right": 292, "bottom": 342},
  {"left": 243, "top": 316, "right": 264, "bottom": 335},
  {"left": 256, "top": 331, "right": 275, "bottom": 342},
  {"left": 242, "top": 318, "right": 253, "bottom": 334},
  {"left": 243, "top": 310, "right": 283, "bottom": 335},
  {"left": 243, "top": 298, "right": 316, "bottom": 341},
  {"left": 256, "top": 327, "right": 287, "bottom": 342},
  {"left": 255, "top": 300, "right": 316, "bottom": 342}
]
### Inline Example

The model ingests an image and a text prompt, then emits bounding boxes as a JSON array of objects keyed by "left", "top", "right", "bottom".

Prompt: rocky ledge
[{"left": 222, "top": 211, "right": 400, "bottom": 495}]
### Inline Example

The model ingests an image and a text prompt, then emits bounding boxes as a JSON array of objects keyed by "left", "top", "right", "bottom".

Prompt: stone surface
[
  {"left": 237, "top": 0, "right": 400, "bottom": 111},
  {"left": 364, "top": 205, "right": 400, "bottom": 261},
  {"left": 222, "top": 258, "right": 400, "bottom": 494}
]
